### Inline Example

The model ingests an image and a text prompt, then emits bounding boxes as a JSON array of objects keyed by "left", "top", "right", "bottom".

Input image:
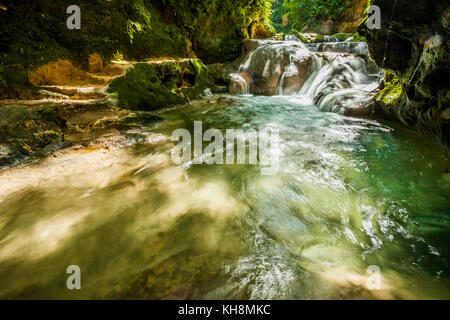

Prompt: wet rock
[
  {"left": 0, "top": 104, "right": 66, "bottom": 165},
  {"left": 70, "top": 91, "right": 106, "bottom": 100},
  {"left": 298, "top": 53, "right": 381, "bottom": 115},
  {"left": 0, "top": 88, "right": 44, "bottom": 100},
  {"left": 204, "top": 62, "right": 233, "bottom": 93},
  {"left": 216, "top": 96, "right": 241, "bottom": 104},
  {"left": 281, "top": 64, "right": 308, "bottom": 95},
  {"left": 306, "top": 42, "right": 369, "bottom": 55},
  {"left": 229, "top": 72, "right": 250, "bottom": 94},
  {"left": 233, "top": 39, "right": 312, "bottom": 95},
  {"left": 285, "top": 35, "right": 301, "bottom": 42},
  {"left": 0, "top": 101, "right": 162, "bottom": 167}
]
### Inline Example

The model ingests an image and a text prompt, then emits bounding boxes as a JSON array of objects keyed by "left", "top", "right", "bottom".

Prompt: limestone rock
[
  {"left": 233, "top": 39, "right": 312, "bottom": 95},
  {"left": 229, "top": 72, "right": 250, "bottom": 94},
  {"left": 27, "top": 60, "right": 102, "bottom": 86}
]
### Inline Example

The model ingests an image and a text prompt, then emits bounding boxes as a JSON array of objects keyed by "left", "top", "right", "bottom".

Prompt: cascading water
[
  {"left": 323, "top": 35, "right": 340, "bottom": 42},
  {"left": 306, "top": 42, "right": 369, "bottom": 55},
  {"left": 297, "top": 53, "right": 381, "bottom": 114},
  {"left": 230, "top": 38, "right": 382, "bottom": 116},
  {"left": 229, "top": 40, "right": 312, "bottom": 96}
]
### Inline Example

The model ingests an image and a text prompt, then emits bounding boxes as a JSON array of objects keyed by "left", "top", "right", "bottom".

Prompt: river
[{"left": 0, "top": 93, "right": 448, "bottom": 299}]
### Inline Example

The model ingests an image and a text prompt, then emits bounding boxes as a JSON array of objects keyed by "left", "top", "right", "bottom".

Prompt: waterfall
[
  {"left": 229, "top": 40, "right": 312, "bottom": 96},
  {"left": 306, "top": 42, "right": 369, "bottom": 55},
  {"left": 323, "top": 35, "right": 339, "bottom": 42},
  {"left": 297, "top": 53, "right": 381, "bottom": 114},
  {"left": 229, "top": 39, "right": 382, "bottom": 115},
  {"left": 277, "top": 71, "right": 286, "bottom": 95}
]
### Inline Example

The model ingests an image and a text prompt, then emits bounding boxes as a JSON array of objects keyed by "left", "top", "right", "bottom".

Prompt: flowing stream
[{"left": 0, "top": 41, "right": 448, "bottom": 299}]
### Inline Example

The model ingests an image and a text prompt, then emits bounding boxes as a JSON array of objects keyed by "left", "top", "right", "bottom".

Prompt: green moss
[
  {"left": 273, "top": 33, "right": 286, "bottom": 41},
  {"left": 107, "top": 59, "right": 212, "bottom": 111},
  {"left": 118, "top": 113, "right": 163, "bottom": 127},
  {"left": 295, "top": 33, "right": 308, "bottom": 42},
  {"left": 332, "top": 32, "right": 366, "bottom": 42},
  {"left": 189, "top": 59, "right": 207, "bottom": 76},
  {"left": 314, "top": 34, "right": 325, "bottom": 43},
  {"left": 377, "top": 72, "right": 405, "bottom": 105},
  {"left": 108, "top": 63, "right": 184, "bottom": 111},
  {"left": 205, "top": 63, "right": 230, "bottom": 84},
  {"left": 291, "top": 31, "right": 324, "bottom": 43}
]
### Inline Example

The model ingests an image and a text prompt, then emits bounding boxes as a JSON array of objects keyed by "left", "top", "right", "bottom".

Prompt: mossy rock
[
  {"left": 292, "top": 32, "right": 325, "bottom": 43},
  {"left": 272, "top": 33, "right": 286, "bottom": 41},
  {"left": 377, "top": 71, "right": 405, "bottom": 105},
  {"left": 107, "top": 59, "right": 213, "bottom": 111},
  {"left": 0, "top": 104, "right": 66, "bottom": 164},
  {"left": 108, "top": 63, "right": 186, "bottom": 111},
  {"left": 332, "top": 32, "right": 366, "bottom": 42},
  {"left": 118, "top": 113, "right": 163, "bottom": 128}
]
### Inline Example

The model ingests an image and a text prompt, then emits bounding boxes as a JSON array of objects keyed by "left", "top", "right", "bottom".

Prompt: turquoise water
[{"left": 0, "top": 95, "right": 448, "bottom": 299}]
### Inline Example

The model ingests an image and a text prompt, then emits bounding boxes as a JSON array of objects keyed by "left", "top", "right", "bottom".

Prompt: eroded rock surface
[
  {"left": 230, "top": 39, "right": 312, "bottom": 95},
  {"left": 360, "top": 0, "right": 450, "bottom": 145}
]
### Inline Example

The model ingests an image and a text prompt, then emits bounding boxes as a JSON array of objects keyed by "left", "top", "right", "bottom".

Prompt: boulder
[{"left": 234, "top": 39, "right": 312, "bottom": 95}]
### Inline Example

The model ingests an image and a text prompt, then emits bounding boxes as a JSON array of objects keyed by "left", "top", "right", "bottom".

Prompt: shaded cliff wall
[{"left": 359, "top": 0, "right": 449, "bottom": 146}]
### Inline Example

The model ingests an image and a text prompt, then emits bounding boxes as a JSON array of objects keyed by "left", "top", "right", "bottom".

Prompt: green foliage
[
  {"left": 271, "top": 0, "right": 291, "bottom": 33},
  {"left": 112, "top": 51, "right": 124, "bottom": 61},
  {"left": 168, "top": 0, "right": 274, "bottom": 62},
  {"left": 1, "top": 0, "right": 275, "bottom": 87},
  {"left": 283, "top": 0, "right": 349, "bottom": 31},
  {"left": 291, "top": 31, "right": 325, "bottom": 43}
]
